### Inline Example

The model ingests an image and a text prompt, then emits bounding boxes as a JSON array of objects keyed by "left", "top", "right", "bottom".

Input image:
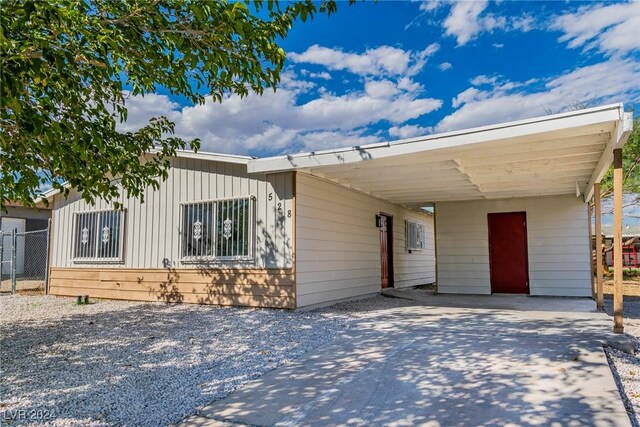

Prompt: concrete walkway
[{"left": 182, "top": 295, "right": 632, "bottom": 427}]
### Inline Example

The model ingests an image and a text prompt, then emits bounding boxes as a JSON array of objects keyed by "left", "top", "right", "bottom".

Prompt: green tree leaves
[
  {"left": 1, "top": 0, "right": 345, "bottom": 210},
  {"left": 599, "top": 116, "right": 640, "bottom": 203}
]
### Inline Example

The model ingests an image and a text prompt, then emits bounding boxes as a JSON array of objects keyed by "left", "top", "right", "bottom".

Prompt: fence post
[
  {"left": 0, "top": 231, "right": 4, "bottom": 280},
  {"left": 44, "top": 219, "right": 51, "bottom": 295},
  {"left": 11, "top": 228, "right": 17, "bottom": 294}
]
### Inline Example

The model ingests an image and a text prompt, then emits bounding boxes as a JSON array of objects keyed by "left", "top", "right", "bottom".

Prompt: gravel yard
[
  {"left": 0, "top": 295, "right": 410, "bottom": 427},
  {"left": 604, "top": 297, "right": 640, "bottom": 426},
  {"left": 4, "top": 293, "right": 635, "bottom": 427}
]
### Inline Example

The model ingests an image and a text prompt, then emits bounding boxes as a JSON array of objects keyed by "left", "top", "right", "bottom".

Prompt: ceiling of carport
[{"left": 248, "top": 104, "right": 633, "bottom": 206}]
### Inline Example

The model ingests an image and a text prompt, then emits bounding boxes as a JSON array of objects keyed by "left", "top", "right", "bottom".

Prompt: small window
[
  {"left": 406, "top": 220, "right": 425, "bottom": 251},
  {"left": 73, "top": 210, "right": 125, "bottom": 261},
  {"left": 182, "top": 197, "right": 254, "bottom": 261}
]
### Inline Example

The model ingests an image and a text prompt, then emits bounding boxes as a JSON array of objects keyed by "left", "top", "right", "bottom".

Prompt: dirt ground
[
  {"left": 0, "top": 278, "right": 45, "bottom": 294},
  {"left": 602, "top": 277, "right": 640, "bottom": 297}
]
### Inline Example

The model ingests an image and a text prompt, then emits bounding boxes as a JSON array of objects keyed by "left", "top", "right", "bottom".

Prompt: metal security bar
[
  {"left": 0, "top": 221, "right": 51, "bottom": 294},
  {"left": 72, "top": 210, "right": 125, "bottom": 261},
  {"left": 216, "top": 197, "right": 251, "bottom": 259},
  {"left": 182, "top": 200, "right": 216, "bottom": 259},
  {"left": 181, "top": 197, "right": 253, "bottom": 261}
]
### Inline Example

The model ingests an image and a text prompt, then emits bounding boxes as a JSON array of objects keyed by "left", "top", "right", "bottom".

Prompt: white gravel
[
  {"left": 604, "top": 298, "right": 640, "bottom": 426},
  {"left": 0, "top": 295, "right": 402, "bottom": 426}
]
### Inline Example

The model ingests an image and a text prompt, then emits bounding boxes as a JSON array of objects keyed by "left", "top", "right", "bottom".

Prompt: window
[
  {"left": 406, "top": 220, "right": 425, "bottom": 251},
  {"left": 182, "top": 197, "right": 254, "bottom": 260},
  {"left": 73, "top": 210, "right": 125, "bottom": 261}
]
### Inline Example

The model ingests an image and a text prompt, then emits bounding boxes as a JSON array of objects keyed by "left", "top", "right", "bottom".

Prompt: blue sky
[{"left": 119, "top": 0, "right": 640, "bottom": 158}]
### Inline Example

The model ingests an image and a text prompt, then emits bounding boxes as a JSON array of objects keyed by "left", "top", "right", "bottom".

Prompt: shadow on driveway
[{"left": 186, "top": 300, "right": 631, "bottom": 427}]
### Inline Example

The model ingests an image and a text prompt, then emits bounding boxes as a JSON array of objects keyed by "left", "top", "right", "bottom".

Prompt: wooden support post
[
  {"left": 588, "top": 202, "right": 594, "bottom": 299},
  {"left": 595, "top": 183, "right": 604, "bottom": 311},
  {"left": 613, "top": 148, "right": 624, "bottom": 333}
]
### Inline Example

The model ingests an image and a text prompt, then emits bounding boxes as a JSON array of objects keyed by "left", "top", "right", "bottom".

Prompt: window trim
[
  {"left": 179, "top": 195, "right": 256, "bottom": 262},
  {"left": 72, "top": 209, "right": 126, "bottom": 263},
  {"left": 405, "top": 220, "right": 425, "bottom": 251}
]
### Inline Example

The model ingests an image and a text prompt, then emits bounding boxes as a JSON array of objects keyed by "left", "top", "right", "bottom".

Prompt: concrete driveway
[{"left": 183, "top": 295, "right": 631, "bottom": 427}]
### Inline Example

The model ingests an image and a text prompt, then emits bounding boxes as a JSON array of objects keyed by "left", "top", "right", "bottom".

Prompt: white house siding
[
  {"left": 51, "top": 157, "right": 294, "bottom": 270},
  {"left": 436, "top": 195, "right": 591, "bottom": 297},
  {"left": 295, "top": 173, "right": 435, "bottom": 307}
]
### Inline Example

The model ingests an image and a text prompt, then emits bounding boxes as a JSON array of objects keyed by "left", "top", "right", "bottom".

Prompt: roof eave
[{"left": 247, "top": 103, "right": 625, "bottom": 174}]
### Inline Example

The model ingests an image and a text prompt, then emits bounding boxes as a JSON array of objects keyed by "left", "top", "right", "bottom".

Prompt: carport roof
[{"left": 248, "top": 103, "right": 633, "bottom": 206}]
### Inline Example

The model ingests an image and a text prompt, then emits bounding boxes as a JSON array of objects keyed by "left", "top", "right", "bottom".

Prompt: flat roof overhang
[{"left": 249, "top": 103, "right": 633, "bottom": 206}]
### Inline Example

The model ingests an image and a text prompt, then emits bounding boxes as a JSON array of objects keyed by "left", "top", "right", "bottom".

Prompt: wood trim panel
[
  {"left": 49, "top": 267, "right": 295, "bottom": 309},
  {"left": 292, "top": 171, "right": 297, "bottom": 309}
]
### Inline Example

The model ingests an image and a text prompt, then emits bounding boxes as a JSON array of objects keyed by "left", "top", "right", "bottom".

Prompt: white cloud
[
  {"left": 470, "top": 75, "right": 499, "bottom": 86},
  {"left": 279, "top": 69, "right": 316, "bottom": 92},
  {"left": 117, "top": 72, "right": 442, "bottom": 156},
  {"left": 451, "top": 87, "right": 486, "bottom": 108},
  {"left": 492, "top": 43, "right": 504, "bottom": 49},
  {"left": 118, "top": 93, "right": 181, "bottom": 132},
  {"left": 438, "top": 62, "right": 452, "bottom": 71},
  {"left": 300, "top": 69, "right": 332, "bottom": 80},
  {"left": 436, "top": 58, "right": 640, "bottom": 132},
  {"left": 299, "top": 90, "right": 441, "bottom": 130},
  {"left": 444, "top": 0, "right": 490, "bottom": 46},
  {"left": 365, "top": 80, "right": 399, "bottom": 99},
  {"left": 408, "top": 43, "right": 441, "bottom": 75},
  {"left": 418, "top": 0, "right": 442, "bottom": 12},
  {"left": 309, "top": 71, "right": 332, "bottom": 80},
  {"left": 440, "top": 2, "right": 539, "bottom": 46},
  {"left": 288, "top": 43, "right": 439, "bottom": 77},
  {"left": 511, "top": 15, "right": 535, "bottom": 32},
  {"left": 397, "top": 77, "right": 424, "bottom": 93},
  {"left": 389, "top": 124, "right": 433, "bottom": 139},
  {"left": 551, "top": 2, "right": 640, "bottom": 56}
]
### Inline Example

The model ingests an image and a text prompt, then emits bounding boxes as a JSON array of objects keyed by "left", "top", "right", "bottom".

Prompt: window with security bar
[
  {"left": 73, "top": 210, "right": 125, "bottom": 261},
  {"left": 406, "top": 220, "right": 425, "bottom": 251},
  {"left": 181, "top": 197, "right": 253, "bottom": 260}
]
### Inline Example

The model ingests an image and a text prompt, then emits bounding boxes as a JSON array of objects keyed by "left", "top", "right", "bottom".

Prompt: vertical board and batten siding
[
  {"left": 49, "top": 157, "right": 295, "bottom": 308},
  {"left": 436, "top": 195, "right": 591, "bottom": 297},
  {"left": 295, "top": 173, "right": 435, "bottom": 307}
]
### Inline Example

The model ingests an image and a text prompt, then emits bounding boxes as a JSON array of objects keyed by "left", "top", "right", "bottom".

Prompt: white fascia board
[
  {"left": 33, "top": 182, "right": 70, "bottom": 205},
  {"left": 248, "top": 103, "right": 623, "bottom": 174},
  {"left": 583, "top": 111, "right": 634, "bottom": 202},
  {"left": 174, "top": 150, "right": 255, "bottom": 164}
]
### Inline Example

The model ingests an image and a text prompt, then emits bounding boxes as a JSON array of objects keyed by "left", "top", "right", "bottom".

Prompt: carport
[{"left": 249, "top": 103, "right": 634, "bottom": 332}]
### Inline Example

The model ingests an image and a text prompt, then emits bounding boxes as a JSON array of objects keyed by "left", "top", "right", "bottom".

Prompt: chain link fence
[{"left": 0, "top": 224, "right": 50, "bottom": 294}]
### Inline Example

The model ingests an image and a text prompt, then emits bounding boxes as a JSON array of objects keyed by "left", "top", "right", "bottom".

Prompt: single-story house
[{"left": 46, "top": 103, "right": 633, "bottom": 309}]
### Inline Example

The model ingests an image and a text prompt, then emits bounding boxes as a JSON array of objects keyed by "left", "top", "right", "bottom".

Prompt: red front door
[
  {"left": 379, "top": 214, "right": 393, "bottom": 288},
  {"left": 488, "top": 212, "right": 529, "bottom": 294}
]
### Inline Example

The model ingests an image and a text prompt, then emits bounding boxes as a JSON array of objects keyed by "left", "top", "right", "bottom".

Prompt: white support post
[{"left": 595, "top": 183, "right": 604, "bottom": 311}]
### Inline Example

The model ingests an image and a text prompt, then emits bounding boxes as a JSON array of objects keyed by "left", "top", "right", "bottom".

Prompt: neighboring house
[
  {"left": 1, "top": 201, "right": 51, "bottom": 277},
  {"left": 1, "top": 201, "right": 51, "bottom": 232},
  {"left": 602, "top": 224, "right": 640, "bottom": 267},
  {"left": 46, "top": 103, "right": 633, "bottom": 308}
]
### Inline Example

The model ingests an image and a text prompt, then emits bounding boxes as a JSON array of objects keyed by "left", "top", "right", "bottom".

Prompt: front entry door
[
  {"left": 379, "top": 214, "right": 394, "bottom": 289},
  {"left": 488, "top": 212, "right": 529, "bottom": 294}
]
